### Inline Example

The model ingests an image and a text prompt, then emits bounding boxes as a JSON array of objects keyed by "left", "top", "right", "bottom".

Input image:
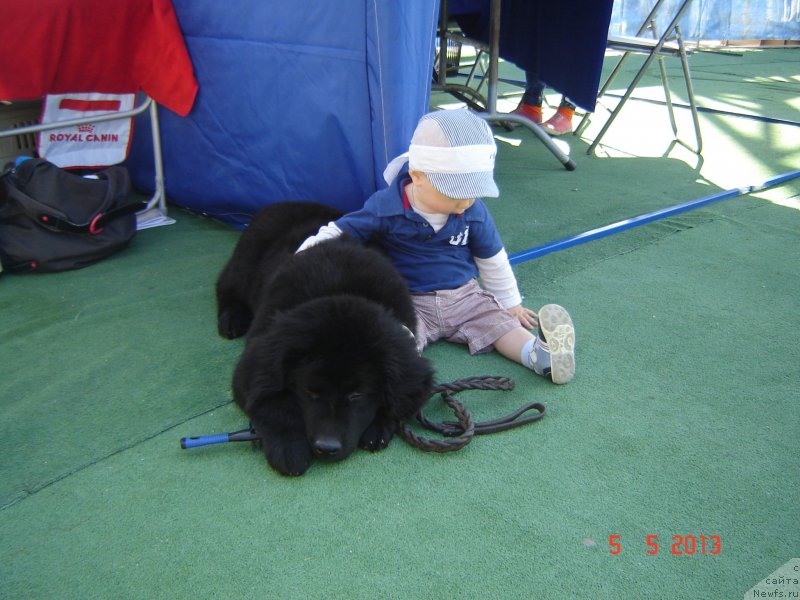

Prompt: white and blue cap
[{"left": 383, "top": 109, "right": 499, "bottom": 199}]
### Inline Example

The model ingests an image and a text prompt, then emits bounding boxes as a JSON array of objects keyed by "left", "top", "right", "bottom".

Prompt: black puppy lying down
[{"left": 216, "top": 201, "right": 435, "bottom": 475}]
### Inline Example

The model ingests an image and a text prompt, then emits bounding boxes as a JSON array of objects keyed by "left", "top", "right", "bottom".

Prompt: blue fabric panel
[
  {"left": 127, "top": 0, "right": 439, "bottom": 228},
  {"left": 366, "top": 1, "right": 440, "bottom": 187}
]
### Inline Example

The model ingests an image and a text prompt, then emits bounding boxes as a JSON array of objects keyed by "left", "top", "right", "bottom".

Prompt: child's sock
[{"left": 521, "top": 337, "right": 551, "bottom": 377}]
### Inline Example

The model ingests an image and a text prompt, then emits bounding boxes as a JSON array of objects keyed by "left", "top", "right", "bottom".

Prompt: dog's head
[{"left": 237, "top": 295, "right": 434, "bottom": 463}]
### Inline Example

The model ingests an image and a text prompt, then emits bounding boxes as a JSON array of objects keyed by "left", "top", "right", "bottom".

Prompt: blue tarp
[
  {"left": 128, "top": 0, "right": 439, "bottom": 228},
  {"left": 610, "top": 0, "right": 800, "bottom": 41}
]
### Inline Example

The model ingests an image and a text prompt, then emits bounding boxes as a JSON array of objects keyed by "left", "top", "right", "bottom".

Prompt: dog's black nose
[{"left": 313, "top": 438, "right": 342, "bottom": 456}]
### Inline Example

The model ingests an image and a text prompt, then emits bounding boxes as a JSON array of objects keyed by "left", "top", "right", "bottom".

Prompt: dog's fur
[{"left": 216, "top": 201, "right": 435, "bottom": 475}]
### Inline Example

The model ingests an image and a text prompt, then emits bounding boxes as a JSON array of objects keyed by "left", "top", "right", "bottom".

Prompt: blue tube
[
  {"left": 509, "top": 170, "right": 800, "bottom": 265},
  {"left": 180, "top": 428, "right": 259, "bottom": 449},
  {"left": 181, "top": 433, "right": 232, "bottom": 449}
]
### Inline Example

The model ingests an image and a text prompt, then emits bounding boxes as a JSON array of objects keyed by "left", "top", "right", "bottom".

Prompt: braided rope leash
[
  {"left": 397, "top": 376, "right": 546, "bottom": 453},
  {"left": 180, "top": 376, "right": 545, "bottom": 452}
]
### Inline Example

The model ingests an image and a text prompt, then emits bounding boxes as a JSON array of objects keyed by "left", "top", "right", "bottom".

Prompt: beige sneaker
[{"left": 537, "top": 304, "right": 575, "bottom": 384}]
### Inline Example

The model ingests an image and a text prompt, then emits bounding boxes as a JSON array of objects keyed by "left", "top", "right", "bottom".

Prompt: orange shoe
[
  {"left": 512, "top": 102, "right": 542, "bottom": 124},
  {"left": 541, "top": 108, "right": 573, "bottom": 136}
]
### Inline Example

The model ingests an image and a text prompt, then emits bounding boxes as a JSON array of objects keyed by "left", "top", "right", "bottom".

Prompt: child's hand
[{"left": 508, "top": 305, "right": 538, "bottom": 330}]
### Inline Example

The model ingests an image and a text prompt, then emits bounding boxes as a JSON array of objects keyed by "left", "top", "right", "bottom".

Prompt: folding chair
[
  {"left": 433, "top": 19, "right": 493, "bottom": 113},
  {"left": 575, "top": 0, "right": 702, "bottom": 155},
  {"left": 0, "top": 97, "right": 167, "bottom": 226}
]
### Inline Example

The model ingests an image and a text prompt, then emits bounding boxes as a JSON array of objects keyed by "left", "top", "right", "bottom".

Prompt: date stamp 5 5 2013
[{"left": 608, "top": 534, "right": 722, "bottom": 556}]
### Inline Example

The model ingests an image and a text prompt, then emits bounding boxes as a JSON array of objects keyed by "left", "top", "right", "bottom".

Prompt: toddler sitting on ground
[{"left": 298, "top": 109, "right": 576, "bottom": 383}]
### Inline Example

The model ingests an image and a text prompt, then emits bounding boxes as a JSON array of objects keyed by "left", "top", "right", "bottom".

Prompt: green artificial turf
[{"left": 1, "top": 48, "right": 798, "bottom": 599}]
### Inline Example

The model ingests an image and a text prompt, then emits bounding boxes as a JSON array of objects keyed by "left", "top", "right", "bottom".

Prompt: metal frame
[
  {"left": 434, "top": 0, "right": 576, "bottom": 171},
  {"left": 575, "top": 0, "right": 702, "bottom": 155},
  {"left": 0, "top": 95, "right": 166, "bottom": 217}
]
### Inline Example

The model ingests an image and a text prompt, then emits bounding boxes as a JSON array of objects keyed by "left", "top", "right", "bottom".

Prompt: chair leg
[
  {"left": 656, "top": 54, "right": 679, "bottom": 137},
  {"left": 582, "top": 0, "right": 701, "bottom": 154},
  {"left": 146, "top": 98, "right": 166, "bottom": 214},
  {"left": 676, "top": 27, "right": 703, "bottom": 153},
  {"left": 575, "top": 51, "right": 633, "bottom": 136},
  {"left": 680, "top": 58, "right": 703, "bottom": 153},
  {"left": 475, "top": 52, "right": 490, "bottom": 96},
  {"left": 585, "top": 49, "right": 664, "bottom": 154},
  {"left": 464, "top": 49, "right": 483, "bottom": 89}
]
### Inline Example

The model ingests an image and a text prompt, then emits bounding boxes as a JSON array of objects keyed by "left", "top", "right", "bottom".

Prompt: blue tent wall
[
  {"left": 127, "top": 0, "right": 439, "bottom": 228},
  {"left": 610, "top": 0, "right": 800, "bottom": 41}
]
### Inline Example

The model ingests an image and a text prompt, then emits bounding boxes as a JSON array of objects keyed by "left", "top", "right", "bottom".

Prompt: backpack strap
[
  {"left": 38, "top": 197, "right": 145, "bottom": 235},
  {"left": 6, "top": 160, "right": 144, "bottom": 235}
]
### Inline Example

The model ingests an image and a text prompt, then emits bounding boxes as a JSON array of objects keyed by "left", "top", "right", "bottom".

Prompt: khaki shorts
[{"left": 411, "top": 278, "right": 520, "bottom": 355}]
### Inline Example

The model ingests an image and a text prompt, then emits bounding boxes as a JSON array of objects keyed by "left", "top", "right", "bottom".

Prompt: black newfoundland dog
[{"left": 216, "top": 201, "right": 435, "bottom": 475}]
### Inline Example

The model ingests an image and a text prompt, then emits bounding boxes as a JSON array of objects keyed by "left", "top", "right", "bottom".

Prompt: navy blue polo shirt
[{"left": 334, "top": 170, "right": 504, "bottom": 293}]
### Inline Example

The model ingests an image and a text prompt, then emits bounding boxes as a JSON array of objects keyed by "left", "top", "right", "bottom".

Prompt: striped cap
[{"left": 410, "top": 109, "right": 499, "bottom": 199}]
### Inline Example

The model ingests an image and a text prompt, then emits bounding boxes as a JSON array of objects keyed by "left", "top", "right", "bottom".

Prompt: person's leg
[
  {"left": 443, "top": 282, "right": 575, "bottom": 384},
  {"left": 522, "top": 71, "right": 546, "bottom": 106},
  {"left": 486, "top": 306, "right": 576, "bottom": 384},
  {"left": 493, "top": 326, "right": 535, "bottom": 363},
  {"left": 411, "top": 292, "right": 442, "bottom": 354},
  {"left": 492, "top": 326, "right": 554, "bottom": 375},
  {"left": 512, "top": 71, "right": 545, "bottom": 123}
]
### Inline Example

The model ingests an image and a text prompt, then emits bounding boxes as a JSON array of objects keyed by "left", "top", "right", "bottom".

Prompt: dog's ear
[
  {"left": 232, "top": 328, "right": 294, "bottom": 415},
  {"left": 382, "top": 348, "right": 435, "bottom": 421}
]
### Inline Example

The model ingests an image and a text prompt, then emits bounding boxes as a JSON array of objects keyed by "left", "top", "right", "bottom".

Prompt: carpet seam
[{"left": 0, "top": 400, "right": 232, "bottom": 512}]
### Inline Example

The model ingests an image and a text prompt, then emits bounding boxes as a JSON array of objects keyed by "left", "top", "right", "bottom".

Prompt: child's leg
[
  {"left": 411, "top": 292, "right": 442, "bottom": 354},
  {"left": 494, "top": 305, "right": 576, "bottom": 384},
  {"left": 493, "top": 327, "right": 553, "bottom": 377},
  {"left": 432, "top": 281, "right": 576, "bottom": 383},
  {"left": 493, "top": 326, "right": 534, "bottom": 363}
]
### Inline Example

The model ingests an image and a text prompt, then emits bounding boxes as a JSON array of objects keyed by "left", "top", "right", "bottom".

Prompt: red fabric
[
  {"left": 59, "top": 99, "right": 122, "bottom": 111},
  {"left": 0, "top": 0, "right": 198, "bottom": 116}
]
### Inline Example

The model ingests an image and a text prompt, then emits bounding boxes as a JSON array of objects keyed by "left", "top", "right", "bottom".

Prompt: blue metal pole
[{"left": 509, "top": 170, "right": 800, "bottom": 265}]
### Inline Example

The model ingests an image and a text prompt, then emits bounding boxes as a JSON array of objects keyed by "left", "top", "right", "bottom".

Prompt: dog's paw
[
  {"left": 359, "top": 418, "right": 396, "bottom": 452},
  {"left": 265, "top": 438, "right": 313, "bottom": 476},
  {"left": 217, "top": 308, "right": 252, "bottom": 339}
]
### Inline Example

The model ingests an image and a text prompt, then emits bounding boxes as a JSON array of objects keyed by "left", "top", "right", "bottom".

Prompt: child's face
[{"left": 408, "top": 171, "right": 476, "bottom": 216}]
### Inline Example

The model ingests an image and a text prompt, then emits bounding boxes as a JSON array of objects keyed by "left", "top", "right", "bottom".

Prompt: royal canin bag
[{"left": 0, "top": 158, "right": 144, "bottom": 273}]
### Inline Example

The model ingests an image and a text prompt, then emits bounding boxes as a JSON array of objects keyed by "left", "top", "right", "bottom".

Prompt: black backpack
[{"left": 0, "top": 158, "right": 144, "bottom": 273}]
